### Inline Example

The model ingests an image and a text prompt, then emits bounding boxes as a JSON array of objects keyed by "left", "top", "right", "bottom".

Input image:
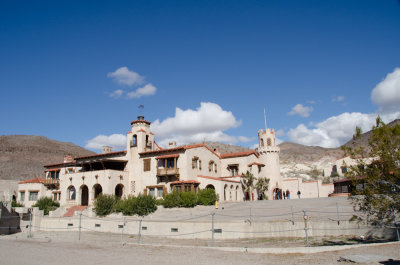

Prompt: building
[{"left": 17, "top": 116, "right": 283, "bottom": 207}]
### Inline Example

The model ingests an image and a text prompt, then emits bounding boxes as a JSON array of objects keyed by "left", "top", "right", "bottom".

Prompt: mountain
[{"left": 0, "top": 135, "right": 95, "bottom": 181}]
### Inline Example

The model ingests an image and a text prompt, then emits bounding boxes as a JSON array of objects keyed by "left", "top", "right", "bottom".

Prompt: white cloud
[
  {"left": 107, "top": 67, "right": 144, "bottom": 86},
  {"left": 151, "top": 102, "right": 245, "bottom": 146},
  {"left": 238, "top": 136, "right": 254, "bottom": 142},
  {"left": 275, "top": 129, "right": 285, "bottom": 137},
  {"left": 127, "top": 83, "right": 157, "bottom": 99},
  {"left": 85, "top": 134, "right": 127, "bottom": 150},
  {"left": 371, "top": 67, "right": 400, "bottom": 111},
  {"left": 110, "top": 89, "right": 124, "bottom": 98},
  {"left": 287, "top": 111, "right": 400, "bottom": 148},
  {"left": 332, "top": 96, "right": 345, "bottom": 102},
  {"left": 288, "top": 104, "right": 313, "bottom": 117}
]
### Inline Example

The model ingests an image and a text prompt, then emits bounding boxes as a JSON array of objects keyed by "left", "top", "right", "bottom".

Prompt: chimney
[
  {"left": 168, "top": 141, "right": 177, "bottom": 148},
  {"left": 102, "top": 146, "right": 113, "bottom": 153},
  {"left": 64, "top": 155, "right": 74, "bottom": 163},
  {"left": 137, "top": 115, "right": 144, "bottom": 121}
]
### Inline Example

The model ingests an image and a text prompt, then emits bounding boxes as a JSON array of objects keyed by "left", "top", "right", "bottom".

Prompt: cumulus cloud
[
  {"left": 85, "top": 134, "right": 127, "bottom": 150},
  {"left": 151, "top": 102, "right": 247, "bottom": 146},
  {"left": 332, "top": 96, "right": 345, "bottom": 102},
  {"left": 288, "top": 104, "right": 313, "bottom": 117},
  {"left": 287, "top": 111, "right": 400, "bottom": 148},
  {"left": 110, "top": 89, "right": 124, "bottom": 98},
  {"left": 371, "top": 67, "right": 400, "bottom": 111},
  {"left": 127, "top": 83, "right": 157, "bottom": 99},
  {"left": 107, "top": 67, "right": 144, "bottom": 86}
]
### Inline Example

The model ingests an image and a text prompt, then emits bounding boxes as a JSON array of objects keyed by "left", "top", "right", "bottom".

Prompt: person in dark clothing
[
  {"left": 286, "top": 189, "right": 290, "bottom": 199},
  {"left": 297, "top": 190, "right": 301, "bottom": 199}
]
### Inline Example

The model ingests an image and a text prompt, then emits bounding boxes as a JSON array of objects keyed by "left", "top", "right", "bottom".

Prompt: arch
[
  {"left": 230, "top": 185, "right": 234, "bottom": 201},
  {"left": 260, "top": 138, "right": 264, "bottom": 147},
  {"left": 115, "top": 184, "right": 124, "bottom": 198},
  {"left": 235, "top": 186, "right": 239, "bottom": 201},
  {"left": 67, "top": 185, "right": 76, "bottom": 200},
  {"left": 205, "top": 184, "right": 215, "bottom": 190},
  {"left": 80, "top": 185, "right": 89, "bottom": 206},
  {"left": 132, "top": 134, "right": 137, "bottom": 147},
  {"left": 224, "top": 184, "right": 228, "bottom": 201},
  {"left": 267, "top": 138, "right": 272, "bottom": 146},
  {"left": 93, "top": 184, "right": 103, "bottom": 199}
]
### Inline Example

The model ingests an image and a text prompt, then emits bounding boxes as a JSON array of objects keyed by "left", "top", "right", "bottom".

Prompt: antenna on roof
[
  {"left": 138, "top": 105, "right": 144, "bottom": 115},
  {"left": 264, "top": 107, "right": 267, "bottom": 131}
]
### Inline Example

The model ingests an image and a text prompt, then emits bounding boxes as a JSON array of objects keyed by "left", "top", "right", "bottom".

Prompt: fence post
[
  {"left": 211, "top": 213, "right": 215, "bottom": 247},
  {"left": 249, "top": 207, "right": 252, "bottom": 225},
  {"left": 121, "top": 218, "right": 126, "bottom": 246},
  {"left": 336, "top": 202, "right": 340, "bottom": 225},
  {"left": 393, "top": 208, "right": 399, "bottom": 241},
  {"left": 303, "top": 210, "right": 309, "bottom": 247},
  {"left": 28, "top": 210, "right": 32, "bottom": 238},
  {"left": 78, "top": 212, "right": 82, "bottom": 241},
  {"left": 291, "top": 206, "right": 294, "bottom": 225},
  {"left": 137, "top": 219, "right": 142, "bottom": 244}
]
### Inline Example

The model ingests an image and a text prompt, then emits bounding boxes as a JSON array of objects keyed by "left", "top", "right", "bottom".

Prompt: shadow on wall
[{"left": 0, "top": 202, "right": 21, "bottom": 235}]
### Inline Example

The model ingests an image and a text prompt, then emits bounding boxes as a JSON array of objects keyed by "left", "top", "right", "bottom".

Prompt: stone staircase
[{"left": 62, "top": 205, "right": 88, "bottom": 217}]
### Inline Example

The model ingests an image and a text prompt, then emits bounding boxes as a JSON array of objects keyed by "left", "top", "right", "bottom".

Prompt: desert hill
[{"left": 0, "top": 135, "right": 95, "bottom": 181}]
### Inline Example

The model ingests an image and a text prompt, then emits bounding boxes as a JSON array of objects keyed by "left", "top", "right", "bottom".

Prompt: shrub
[
  {"left": 32, "top": 197, "right": 60, "bottom": 215},
  {"left": 93, "top": 194, "right": 119, "bottom": 217},
  {"left": 197, "top": 188, "right": 218, "bottom": 206},
  {"left": 117, "top": 195, "right": 137, "bottom": 216},
  {"left": 163, "top": 190, "right": 182, "bottom": 208},
  {"left": 180, "top": 191, "right": 197, "bottom": 208},
  {"left": 155, "top": 198, "right": 164, "bottom": 206},
  {"left": 135, "top": 194, "right": 157, "bottom": 216},
  {"left": 12, "top": 200, "right": 24, "bottom": 207}
]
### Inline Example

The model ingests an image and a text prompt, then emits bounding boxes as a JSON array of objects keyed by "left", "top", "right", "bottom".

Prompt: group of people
[{"left": 272, "top": 189, "right": 302, "bottom": 200}]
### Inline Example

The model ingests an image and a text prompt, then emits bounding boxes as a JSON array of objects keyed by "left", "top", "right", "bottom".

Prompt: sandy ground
[{"left": 1, "top": 231, "right": 400, "bottom": 265}]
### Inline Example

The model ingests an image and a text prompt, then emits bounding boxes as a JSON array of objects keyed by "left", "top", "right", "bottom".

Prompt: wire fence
[{"left": 1, "top": 204, "right": 399, "bottom": 248}]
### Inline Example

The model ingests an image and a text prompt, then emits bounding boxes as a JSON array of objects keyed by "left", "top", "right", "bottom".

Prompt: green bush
[
  {"left": 32, "top": 197, "right": 60, "bottom": 215},
  {"left": 197, "top": 188, "right": 218, "bottom": 206},
  {"left": 135, "top": 194, "right": 157, "bottom": 216},
  {"left": 163, "top": 190, "right": 182, "bottom": 208},
  {"left": 155, "top": 198, "right": 164, "bottom": 206},
  {"left": 180, "top": 191, "right": 198, "bottom": 208},
  {"left": 93, "top": 194, "right": 119, "bottom": 217},
  {"left": 116, "top": 195, "right": 137, "bottom": 216},
  {"left": 12, "top": 200, "right": 24, "bottom": 207}
]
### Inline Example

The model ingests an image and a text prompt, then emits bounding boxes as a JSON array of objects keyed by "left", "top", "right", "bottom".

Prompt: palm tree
[
  {"left": 241, "top": 171, "right": 255, "bottom": 200},
  {"left": 255, "top": 177, "right": 270, "bottom": 200}
]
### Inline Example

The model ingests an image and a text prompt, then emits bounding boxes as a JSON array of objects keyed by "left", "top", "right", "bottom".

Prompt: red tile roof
[
  {"left": 45, "top": 168, "right": 61, "bottom": 172},
  {"left": 248, "top": 162, "right": 265, "bottom": 167},
  {"left": 221, "top": 150, "right": 258, "bottom": 159},
  {"left": 74, "top": 150, "right": 127, "bottom": 160},
  {"left": 155, "top": 154, "right": 179, "bottom": 159},
  {"left": 198, "top": 175, "right": 241, "bottom": 183},
  {"left": 18, "top": 177, "right": 45, "bottom": 184},
  {"left": 131, "top": 119, "right": 151, "bottom": 125},
  {"left": 170, "top": 180, "right": 201, "bottom": 185},
  {"left": 137, "top": 128, "right": 146, "bottom": 133}
]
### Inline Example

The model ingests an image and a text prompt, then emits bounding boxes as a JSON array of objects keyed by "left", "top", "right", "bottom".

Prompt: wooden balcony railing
[
  {"left": 44, "top": 178, "right": 60, "bottom": 186},
  {"left": 157, "top": 168, "right": 179, "bottom": 176}
]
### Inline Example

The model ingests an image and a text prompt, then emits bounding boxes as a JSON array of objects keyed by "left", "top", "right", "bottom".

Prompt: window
[
  {"left": 228, "top": 165, "right": 239, "bottom": 176},
  {"left": 341, "top": 167, "right": 347, "bottom": 174},
  {"left": 209, "top": 161, "right": 214, "bottom": 172},
  {"left": 267, "top": 138, "right": 272, "bottom": 146},
  {"left": 192, "top": 157, "right": 199, "bottom": 169},
  {"left": 29, "top": 191, "right": 38, "bottom": 201},
  {"left": 260, "top": 139, "right": 264, "bottom": 147},
  {"left": 20, "top": 192, "right": 25, "bottom": 201},
  {"left": 67, "top": 168, "right": 74, "bottom": 173},
  {"left": 149, "top": 188, "right": 155, "bottom": 197},
  {"left": 144, "top": 159, "right": 151, "bottom": 172},
  {"left": 157, "top": 188, "right": 163, "bottom": 198},
  {"left": 68, "top": 186, "right": 76, "bottom": 200},
  {"left": 167, "top": 158, "right": 174, "bottom": 168},
  {"left": 131, "top": 135, "right": 137, "bottom": 147}
]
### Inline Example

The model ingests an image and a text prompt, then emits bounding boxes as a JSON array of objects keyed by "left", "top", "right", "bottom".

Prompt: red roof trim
[
  {"left": 18, "top": 177, "right": 45, "bottom": 184},
  {"left": 131, "top": 119, "right": 151, "bottom": 125},
  {"left": 74, "top": 150, "right": 127, "bottom": 160},
  {"left": 45, "top": 168, "right": 61, "bottom": 172},
  {"left": 170, "top": 180, "right": 200, "bottom": 185},
  {"left": 220, "top": 175, "right": 242, "bottom": 179},
  {"left": 44, "top": 161, "right": 75, "bottom": 167},
  {"left": 248, "top": 162, "right": 265, "bottom": 167},
  {"left": 198, "top": 175, "right": 241, "bottom": 183},
  {"left": 137, "top": 129, "right": 146, "bottom": 133},
  {"left": 221, "top": 150, "right": 258, "bottom": 159},
  {"left": 155, "top": 154, "right": 179, "bottom": 159}
]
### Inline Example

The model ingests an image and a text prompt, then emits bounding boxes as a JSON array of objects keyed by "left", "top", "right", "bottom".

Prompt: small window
[
  {"left": 29, "top": 192, "right": 38, "bottom": 201},
  {"left": 228, "top": 165, "right": 239, "bottom": 177},
  {"left": 157, "top": 188, "right": 163, "bottom": 198},
  {"left": 149, "top": 188, "right": 155, "bottom": 197},
  {"left": 267, "top": 138, "right": 272, "bottom": 146},
  {"left": 192, "top": 157, "right": 199, "bottom": 169},
  {"left": 20, "top": 192, "right": 25, "bottom": 202},
  {"left": 341, "top": 167, "right": 347, "bottom": 174},
  {"left": 167, "top": 158, "right": 174, "bottom": 168},
  {"left": 144, "top": 159, "right": 151, "bottom": 172},
  {"left": 131, "top": 135, "right": 137, "bottom": 147}
]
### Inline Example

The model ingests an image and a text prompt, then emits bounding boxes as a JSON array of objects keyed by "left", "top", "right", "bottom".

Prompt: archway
[
  {"left": 67, "top": 185, "right": 76, "bottom": 200},
  {"left": 80, "top": 185, "right": 89, "bottom": 206},
  {"left": 115, "top": 184, "right": 124, "bottom": 198},
  {"left": 93, "top": 184, "right": 103, "bottom": 199},
  {"left": 236, "top": 186, "right": 239, "bottom": 201},
  {"left": 224, "top": 184, "right": 228, "bottom": 201},
  {"left": 205, "top": 184, "right": 215, "bottom": 190}
]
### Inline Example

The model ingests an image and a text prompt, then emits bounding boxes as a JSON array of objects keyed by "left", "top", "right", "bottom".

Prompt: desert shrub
[
  {"left": 135, "top": 194, "right": 157, "bottom": 216},
  {"left": 12, "top": 200, "right": 24, "bottom": 207},
  {"left": 179, "top": 191, "right": 198, "bottom": 208},
  {"left": 33, "top": 197, "right": 60, "bottom": 215},
  {"left": 117, "top": 195, "right": 137, "bottom": 216},
  {"left": 155, "top": 198, "right": 164, "bottom": 206},
  {"left": 163, "top": 190, "right": 182, "bottom": 208},
  {"left": 93, "top": 194, "right": 119, "bottom": 217},
  {"left": 197, "top": 188, "right": 218, "bottom": 206}
]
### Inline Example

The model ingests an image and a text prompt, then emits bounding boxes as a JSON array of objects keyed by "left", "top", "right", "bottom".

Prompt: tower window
[
  {"left": 131, "top": 135, "right": 137, "bottom": 147},
  {"left": 260, "top": 139, "right": 264, "bottom": 147},
  {"left": 267, "top": 138, "right": 272, "bottom": 146}
]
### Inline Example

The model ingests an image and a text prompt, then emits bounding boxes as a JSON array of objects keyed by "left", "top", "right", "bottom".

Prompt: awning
[{"left": 155, "top": 154, "right": 180, "bottom": 159}]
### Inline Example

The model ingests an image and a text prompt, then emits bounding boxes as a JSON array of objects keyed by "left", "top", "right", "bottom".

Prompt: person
[
  {"left": 273, "top": 190, "right": 276, "bottom": 200},
  {"left": 297, "top": 190, "right": 301, "bottom": 199},
  {"left": 283, "top": 191, "right": 286, "bottom": 200},
  {"left": 286, "top": 189, "right": 290, "bottom": 200}
]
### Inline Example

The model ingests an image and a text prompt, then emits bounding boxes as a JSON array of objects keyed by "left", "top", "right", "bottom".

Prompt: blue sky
[{"left": 1, "top": 0, "right": 400, "bottom": 151}]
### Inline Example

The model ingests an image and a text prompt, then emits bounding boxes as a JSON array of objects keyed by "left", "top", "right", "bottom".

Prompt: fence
[{"left": 2, "top": 203, "right": 399, "bottom": 248}]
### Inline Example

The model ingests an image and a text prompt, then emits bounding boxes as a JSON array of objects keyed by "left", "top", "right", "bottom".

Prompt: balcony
[
  {"left": 157, "top": 167, "right": 179, "bottom": 176},
  {"left": 44, "top": 178, "right": 60, "bottom": 188}
]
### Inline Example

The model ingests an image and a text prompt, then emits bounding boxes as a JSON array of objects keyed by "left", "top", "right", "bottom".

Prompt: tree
[
  {"left": 255, "top": 177, "right": 270, "bottom": 199},
  {"left": 343, "top": 117, "right": 400, "bottom": 225},
  {"left": 241, "top": 171, "right": 255, "bottom": 200},
  {"left": 33, "top": 197, "right": 60, "bottom": 215}
]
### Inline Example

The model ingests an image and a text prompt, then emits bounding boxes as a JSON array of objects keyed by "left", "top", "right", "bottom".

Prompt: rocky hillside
[{"left": 0, "top": 135, "right": 95, "bottom": 181}]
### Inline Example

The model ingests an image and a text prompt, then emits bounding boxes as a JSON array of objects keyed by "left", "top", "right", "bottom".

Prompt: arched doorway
[
  {"left": 80, "top": 185, "right": 89, "bottom": 206},
  {"left": 236, "top": 186, "right": 239, "bottom": 201},
  {"left": 93, "top": 184, "right": 103, "bottom": 199},
  {"left": 224, "top": 184, "right": 228, "bottom": 201},
  {"left": 205, "top": 184, "right": 215, "bottom": 190},
  {"left": 67, "top": 185, "right": 76, "bottom": 200},
  {"left": 115, "top": 184, "right": 124, "bottom": 198}
]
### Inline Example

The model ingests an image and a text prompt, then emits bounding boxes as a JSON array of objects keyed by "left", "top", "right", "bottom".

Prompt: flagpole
[{"left": 264, "top": 108, "right": 267, "bottom": 131}]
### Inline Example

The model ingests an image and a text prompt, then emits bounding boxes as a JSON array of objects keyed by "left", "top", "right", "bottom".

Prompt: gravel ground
[{"left": 1, "top": 231, "right": 399, "bottom": 265}]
